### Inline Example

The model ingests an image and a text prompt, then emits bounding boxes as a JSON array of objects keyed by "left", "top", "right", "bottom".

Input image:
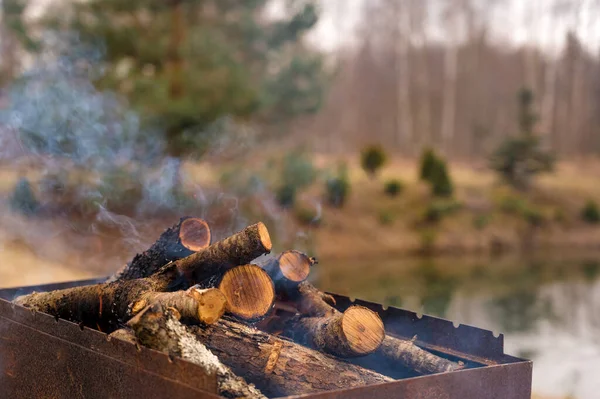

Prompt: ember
[{"left": 0, "top": 218, "right": 533, "bottom": 398}]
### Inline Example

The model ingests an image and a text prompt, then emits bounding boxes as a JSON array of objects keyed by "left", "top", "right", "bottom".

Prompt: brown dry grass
[
  {"left": 0, "top": 239, "right": 96, "bottom": 287},
  {"left": 2, "top": 157, "right": 600, "bottom": 287},
  {"left": 307, "top": 157, "right": 600, "bottom": 260}
]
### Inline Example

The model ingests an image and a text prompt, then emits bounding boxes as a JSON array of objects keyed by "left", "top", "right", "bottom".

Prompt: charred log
[{"left": 109, "top": 217, "right": 210, "bottom": 282}]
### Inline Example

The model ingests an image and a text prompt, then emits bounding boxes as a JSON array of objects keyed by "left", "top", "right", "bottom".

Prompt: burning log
[
  {"left": 218, "top": 264, "right": 275, "bottom": 321},
  {"left": 109, "top": 217, "right": 211, "bottom": 282},
  {"left": 190, "top": 318, "right": 394, "bottom": 398},
  {"left": 284, "top": 281, "right": 463, "bottom": 374},
  {"left": 126, "top": 304, "right": 266, "bottom": 399}
]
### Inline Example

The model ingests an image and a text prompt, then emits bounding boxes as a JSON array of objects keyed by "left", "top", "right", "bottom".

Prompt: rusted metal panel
[
  {"left": 284, "top": 361, "right": 532, "bottom": 399},
  {"left": 0, "top": 287, "right": 220, "bottom": 398},
  {"left": 330, "top": 293, "right": 504, "bottom": 362},
  {"left": 0, "top": 280, "right": 532, "bottom": 399}
]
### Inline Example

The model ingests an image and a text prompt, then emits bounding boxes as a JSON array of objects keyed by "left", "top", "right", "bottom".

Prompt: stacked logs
[{"left": 13, "top": 218, "right": 463, "bottom": 399}]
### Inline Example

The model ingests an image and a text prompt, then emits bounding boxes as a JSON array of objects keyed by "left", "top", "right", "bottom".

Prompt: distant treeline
[{"left": 309, "top": 0, "right": 600, "bottom": 159}]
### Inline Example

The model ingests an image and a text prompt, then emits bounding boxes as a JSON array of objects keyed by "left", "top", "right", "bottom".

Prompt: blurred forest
[
  {"left": 310, "top": 0, "right": 600, "bottom": 158},
  {"left": 2, "top": 0, "right": 600, "bottom": 257},
  {"left": 2, "top": 0, "right": 600, "bottom": 157}
]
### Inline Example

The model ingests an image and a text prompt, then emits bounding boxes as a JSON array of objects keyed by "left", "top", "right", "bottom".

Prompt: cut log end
[
  {"left": 219, "top": 265, "right": 275, "bottom": 321},
  {"left": 256, "top": 222, "right": 272, "bottom": 252},
  {"left": 179, "top": 218, "right": 211, "bottom": 252},
  {"left": 190, "top": 287, "right": 228, "bottom": 325},
  {"left": 342, "top": 306, "right": 385, "bottom": 355},
  {"left": 278, "top": 250, "right": 312, "bottom": 283}
]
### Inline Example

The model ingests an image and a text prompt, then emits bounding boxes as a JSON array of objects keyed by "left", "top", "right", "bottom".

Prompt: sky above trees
[{"left": 308, "top": 0, "right": 600, "bottom": 54}]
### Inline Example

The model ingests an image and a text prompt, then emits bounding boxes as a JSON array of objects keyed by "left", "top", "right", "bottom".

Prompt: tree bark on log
[
  {"left": 14, "top": 265, "right": 177, "bottom": 331},
  {"left": 109, "top": 217, "right": 210, "bottom": 282},
  {"left": 176, "top": 222, "right": 272, "bottom": 286},
  {"left": 132, "top": 287, "right": 227, "bottom": 325},
  {"left": 281, "top": 281, "right": 463, "bottom": 374},
  {"left": 127, "top": 305, "right": 266, "bottom": 399},
  {"left": 378, "top": 335, "right": 462, "bottom": 374},
  {"left": 191, "top": 318, "right": 394, "bottom": 398},
  {"left": 12, "top": 223, "right": 274, "bottom": 331}
]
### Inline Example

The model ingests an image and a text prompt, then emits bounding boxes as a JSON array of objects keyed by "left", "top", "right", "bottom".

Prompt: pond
[{"left": 317, "top": 251, "right": 600, "bottom": 399}]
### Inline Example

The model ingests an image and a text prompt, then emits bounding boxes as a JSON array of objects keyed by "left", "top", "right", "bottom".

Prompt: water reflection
[{"left": 318, "top": 252, "right": 600, "bottom": 399}]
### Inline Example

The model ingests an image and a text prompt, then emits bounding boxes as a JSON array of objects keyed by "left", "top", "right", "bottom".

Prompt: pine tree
[
  {"left": 490, "top": 88, "right": 554, "bottom": 190},
  {"left": 41, "top": 0, "right": 326, "bottom": 156}
]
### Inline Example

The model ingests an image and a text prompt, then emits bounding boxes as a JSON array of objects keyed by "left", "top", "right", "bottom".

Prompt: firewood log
[
  {"left": 175, "top": 222, "right": 272, "bottom": 285},
  {"left": 14, "top": 265, "right": 176, "bottom": 331},
  {"left": 12, "top": 264, "right": 222, "bottom": 332},
  {"left": 108, "top": 217, "right": 211, "bottom": 282},
  {"left": 376, "top": 335, "right": 463, "bottom": 374},
  {"left": 178, "top": 217, "right": 212, "bottom": 251},
  {"left": 126, "top": 304, "right": 266, "bottom": 399},
  {"left": 131, "top": 287, "right": 227, "bottom": 325},
  {"left": 13, "top": 222, "right": 273, "bottom": 330},
  {"left": 257, "top": 251, "right": 463, "bottom": 374},
  {"left": 285, "top": 305, "right": 385, "bottom": 357},
  {"left": 255, "top": 275, "right": 385, "bottom": 357},
  {"left": 285, "top": 281, "right": 464, "bottom": 374},
  {"left": 217, "top": 264, "right": 275, "bottom": 321},
  {"left": 260, "top": 250, "right": 315, "bottom": 292},
  {"left": 190, "top": 318, "right": 394, "bottom": 398}
]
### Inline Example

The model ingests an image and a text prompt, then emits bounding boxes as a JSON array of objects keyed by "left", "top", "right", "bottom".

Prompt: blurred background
[{"left": 1, "top": 0, "right": 600, "bottom": 398}]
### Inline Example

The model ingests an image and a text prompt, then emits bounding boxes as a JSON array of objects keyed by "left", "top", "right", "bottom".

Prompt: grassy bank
[
  {"left": 3, "top": 157, "right": 600, "bottom": 263},
  {"left": 305, "top": 157, "right": 600, "bottom": 259}
]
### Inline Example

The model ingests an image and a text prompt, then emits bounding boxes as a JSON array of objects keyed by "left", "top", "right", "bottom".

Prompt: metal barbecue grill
[{"left": 0, "top": 278, "right": 532, "bottom": 398}]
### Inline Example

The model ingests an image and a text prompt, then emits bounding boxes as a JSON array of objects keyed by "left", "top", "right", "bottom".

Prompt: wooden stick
[
  {"left": 378, "top": 335, "right": 463, "bottom": 374},
  {"left": 132, "top": 287, "right": 227, "bottom": 325},
  {"left": 191, "top": 318, "right": 393, "bottom": 398},
  {"left": 128, "top": 304, "right": 266, "bottom": 399},
  {"left": 283, "top": 281, "right": 463, "bottom": 374},
  {"left": 218, "top": 265, "right": 275, "bottom": 321},
  {"left": 109, "top": 217, "right": 210, "bottom": 282},
  {"left": 174, "top": 222, "right": 272, "bottom": 285}
]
